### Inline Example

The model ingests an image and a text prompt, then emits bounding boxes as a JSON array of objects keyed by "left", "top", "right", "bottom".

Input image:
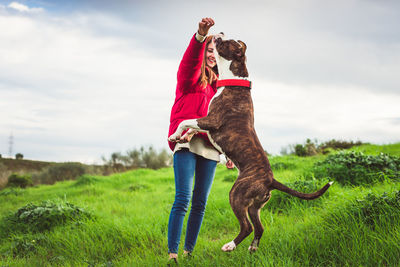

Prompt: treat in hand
[{"left": 198, "top": 17, "right": 215, "bottom": 36}]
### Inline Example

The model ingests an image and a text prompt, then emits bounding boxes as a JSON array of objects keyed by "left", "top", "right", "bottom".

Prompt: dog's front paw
[
  {"left": 168, "top": 133, "right": 181, "bottom": 142},
  {"left": 178, "top": 129, "right": 197, "bottom": 143},
  {"left": 221, "top": 241, "right": 236, "bottom": 252}
]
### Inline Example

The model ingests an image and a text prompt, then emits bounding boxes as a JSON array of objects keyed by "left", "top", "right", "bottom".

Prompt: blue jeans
[{"left": 168, "top": 149, "right": 217, "bottom": 253}]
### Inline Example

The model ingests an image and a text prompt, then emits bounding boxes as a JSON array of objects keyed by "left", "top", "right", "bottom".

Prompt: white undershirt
[
  {"left": 173, "top": 136, "right": 220, "bottom": 162},
  {"left": 195, "top": 32, "right": 206, "bottom": 43}
]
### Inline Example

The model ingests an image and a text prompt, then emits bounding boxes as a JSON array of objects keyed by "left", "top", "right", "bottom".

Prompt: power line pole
[{"left": 8, "top": 133, "right": 14, "bottom": 158}]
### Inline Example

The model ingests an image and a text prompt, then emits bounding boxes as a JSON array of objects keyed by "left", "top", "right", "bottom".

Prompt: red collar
[{"left": 216, "top": 79, "right": 252, "bottom": 89}]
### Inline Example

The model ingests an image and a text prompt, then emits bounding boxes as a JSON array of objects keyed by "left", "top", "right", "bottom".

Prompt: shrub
[
  {"left": 73, "top": 174, "right": 100, "bottom": 186},
  {"left": 1, "top": 201, "right": 93, "bottom": 235},
  {"left": 352, "top": 190, "right": 400, "bottom": 228},
  {"left": 0, "top": 187, "right": 23, "bottom": 196},
  {"left": 313, "top": 151, "right": 400, "bottom": 185},
  {"left": 320, "top": 139, "right": 365, "bottom": 152},
  {"left": 292, "top": 139, "right": 318, "bottom": 156},
  {"left": 10, "top": 234, "right": 48, "bottom": 257},
  {"left": 294, "top": 144, "right": 307, "bottom": 157},
  {"left": 128, "top": 183, "right": 149, "bottom": 191},
  {"left": 141, "top": 146, "right": 170, "bottom": 169},
  {"left": 283, "top": 139, "right": 366, "bottom": 156},
  {"left": 15, "top": 153, "right": 24, "bottom": 160},
  {"left": 102, "top": 146, "right": 172, "bottom": 170},
  {"left": 33, "top": 162, "right": 86, "bottom": 185},
  {"left": 7, "top": 173, "right": 33, "bottom": 188}
]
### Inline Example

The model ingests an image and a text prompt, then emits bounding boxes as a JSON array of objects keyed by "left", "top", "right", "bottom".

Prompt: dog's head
[{"left": 213, "top": 33, "right": 248, "bottom": 78}]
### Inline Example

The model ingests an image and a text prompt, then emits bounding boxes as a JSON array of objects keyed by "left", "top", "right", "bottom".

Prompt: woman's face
[{"left": 206, "top": 41, "right": 216, "bottom": 68}]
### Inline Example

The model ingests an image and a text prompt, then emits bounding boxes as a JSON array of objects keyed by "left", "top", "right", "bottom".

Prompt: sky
[{"left": 0, "top": 0, "right": 399, "bottom": 163}]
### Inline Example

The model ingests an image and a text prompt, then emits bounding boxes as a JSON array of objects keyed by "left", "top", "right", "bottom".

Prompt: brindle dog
[{"left": 169, "top": 33, "right": 332, "bottom": 252}]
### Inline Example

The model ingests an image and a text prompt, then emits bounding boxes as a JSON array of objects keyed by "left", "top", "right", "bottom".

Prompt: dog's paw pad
[{"left": 221, "top": 241, "right": 236, "bottom": 252}]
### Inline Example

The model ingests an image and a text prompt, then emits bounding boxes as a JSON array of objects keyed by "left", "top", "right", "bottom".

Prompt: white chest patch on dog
[
  {"left": 209, "top": 86, "right": 224, "bottom": 108},
  {"left": 216, "top": 59, "right": 239, "bottom": 80}
]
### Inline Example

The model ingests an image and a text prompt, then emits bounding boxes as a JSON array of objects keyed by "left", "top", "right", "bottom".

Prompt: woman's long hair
[{"left": 199, "top": 35, "right": 218, "bottom": 89}]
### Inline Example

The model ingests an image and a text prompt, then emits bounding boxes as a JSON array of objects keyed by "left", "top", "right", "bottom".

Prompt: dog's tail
[{"left": 271, "top": 180, "right": 333, "bottom": 200}]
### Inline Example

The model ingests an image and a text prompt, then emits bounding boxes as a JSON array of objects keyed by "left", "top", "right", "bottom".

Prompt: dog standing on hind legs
[{"left": 168, "top": 33, "right": 333, "bottom": 252}]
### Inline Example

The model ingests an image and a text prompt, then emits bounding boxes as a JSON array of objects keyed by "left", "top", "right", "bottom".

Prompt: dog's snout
[
  {"left": 213, "top": 32, "right": 225, "bottom": 40},
  {"left": 213, "top": 32, "right": 225, "bottom": 45}
]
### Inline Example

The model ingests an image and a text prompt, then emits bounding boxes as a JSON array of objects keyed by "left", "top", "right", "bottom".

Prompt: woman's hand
[{"left": 198, "top": 17, "right": 215, "bottom": 36}]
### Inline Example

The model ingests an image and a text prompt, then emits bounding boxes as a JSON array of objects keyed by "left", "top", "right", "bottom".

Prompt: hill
[
  {"left": 0, "top": 158, "right": 54, "bottom": 173},
  {"left": 0, "top": 143, "right": 399, "bottom": 266},
  {"left": 0, "top": 158, "right": 105, "bottom": 189}
]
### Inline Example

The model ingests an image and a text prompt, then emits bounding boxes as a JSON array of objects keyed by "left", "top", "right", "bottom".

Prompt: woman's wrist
[{"left": 195, "top": 31, "right": 207, "bottom": 43}]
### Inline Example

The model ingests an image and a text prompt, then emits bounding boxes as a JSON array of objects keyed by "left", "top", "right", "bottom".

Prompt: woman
[{"left": 167, "top": 17, "right": 219, "bottom": 263}]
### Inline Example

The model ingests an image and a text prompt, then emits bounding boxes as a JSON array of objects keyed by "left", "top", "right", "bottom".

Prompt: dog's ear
[
  {"left": 233, "top": 40, "right": 247, "bottom": 60},
  {"left": 237, "top": 40, "right": 247, "bottom": 54}
]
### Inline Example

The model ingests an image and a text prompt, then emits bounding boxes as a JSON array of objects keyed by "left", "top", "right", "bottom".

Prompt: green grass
[
  {"left": 349, "top": 142, "right": 400, "bottom": 156},
  {"left": 1, "top": 143, "right": 400, "bottom": 266}
]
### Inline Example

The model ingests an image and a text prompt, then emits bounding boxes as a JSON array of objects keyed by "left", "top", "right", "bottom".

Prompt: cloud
[
  {"left": 111, "top": 0, "right": 400, "bottom": 95},
  {"left": 379, "top": 117, "right": 400, "bottom": 126},
  {"left": 251, "top": 77, "right": 400, "bottom": 154},
  {"left": 7, "top": 2, "right": 44, "bottom": 13},
  {"left": 0, "top": 9, "right": 177, "bottom": 162}
]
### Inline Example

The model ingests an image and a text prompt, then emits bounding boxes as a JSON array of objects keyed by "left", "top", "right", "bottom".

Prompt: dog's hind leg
[
  {"left": 222, "top": 206, "right": 253, "bottom": 252},
  {"left": 222, "top": 193, "right": 253, "bottom": 252},
  {"left": 247, "top": 194, "right": 270, "bottom": 252},
  {"left": 247, "top": 205, "right": 263, "bottom": 252}
]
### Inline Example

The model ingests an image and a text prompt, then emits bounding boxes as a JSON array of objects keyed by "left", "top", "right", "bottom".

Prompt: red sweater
[{"left": 168, "top": 34, "right": 217, "bottom": 151}]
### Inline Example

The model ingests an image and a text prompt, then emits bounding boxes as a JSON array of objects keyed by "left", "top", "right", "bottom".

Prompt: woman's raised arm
[{"left": 177, "top": 18, "right": 215, "bottom": 92}]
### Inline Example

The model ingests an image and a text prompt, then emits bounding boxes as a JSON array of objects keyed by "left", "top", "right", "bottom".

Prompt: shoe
[{"left": 183, "top": 251, "right": 192, "bottom": 258}]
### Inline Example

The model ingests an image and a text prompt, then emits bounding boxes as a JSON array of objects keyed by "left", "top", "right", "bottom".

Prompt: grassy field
[{"left": 0, "top": 143, "right": 399, "bottom": 266}]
